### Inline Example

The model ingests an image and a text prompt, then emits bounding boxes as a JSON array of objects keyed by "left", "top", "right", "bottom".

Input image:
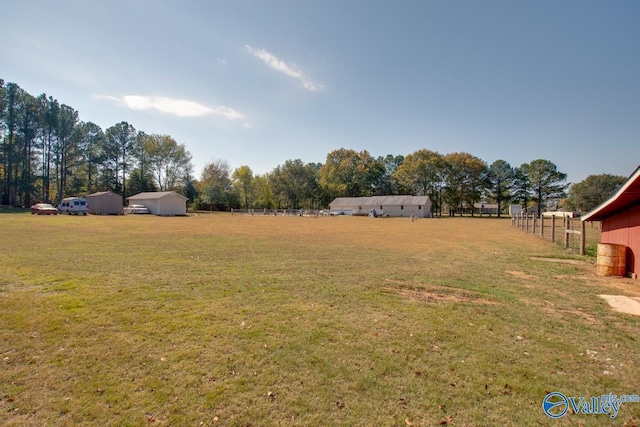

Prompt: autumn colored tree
[
  {"left": 394, "top": 149, "right": 445, "bottom": 214},
  {"left": 232, "top": 165, "right": 254, "bottom": 209},
  {"left": 318, "top": 148, "right": 381, "bottom": 199},
  {"left": 442, "top": 152, "right": 487, "bottom": 215}
]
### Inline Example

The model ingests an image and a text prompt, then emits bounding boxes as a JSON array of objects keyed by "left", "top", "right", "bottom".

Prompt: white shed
[
  {"left": 329, "top": 195, "right": 431, "bottom": 218},
  {"left": 126, "top": 191, "right": 188, "bottom": 216}
]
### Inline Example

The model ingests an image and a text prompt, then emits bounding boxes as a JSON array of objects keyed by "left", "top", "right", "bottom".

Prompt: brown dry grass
[{"left": 1, "top": 213, "right": 639, "bottom": 426}]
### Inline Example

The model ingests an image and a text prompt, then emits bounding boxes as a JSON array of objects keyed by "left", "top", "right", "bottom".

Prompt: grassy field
[{"left": 1, "top": 213, "right": 639, "bottom": 426}]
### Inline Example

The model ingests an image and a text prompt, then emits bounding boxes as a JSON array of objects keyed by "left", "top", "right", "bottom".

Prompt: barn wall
[{"left": 601, "top": 204, "right": 640, "bottom": 275}]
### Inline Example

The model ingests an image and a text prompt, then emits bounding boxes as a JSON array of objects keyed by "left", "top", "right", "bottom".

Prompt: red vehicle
[{"left": 30, "top": 203, "right": 59, "bottom": 215}]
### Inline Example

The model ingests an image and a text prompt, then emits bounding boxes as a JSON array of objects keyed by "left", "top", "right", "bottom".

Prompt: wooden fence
[{"left": 511, "top": 213, "right": 601, "bottom": 256}]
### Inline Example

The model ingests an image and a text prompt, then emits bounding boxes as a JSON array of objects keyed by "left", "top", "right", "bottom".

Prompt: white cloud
[
  {"left": 245, "top": 44, "right": 324, "bottom": 92},
  {"left": 242, "top": 122, "right": 253, "bottom": 129},
  {"left": 99, "top": 95, "right": 245, "bottom": 120}
]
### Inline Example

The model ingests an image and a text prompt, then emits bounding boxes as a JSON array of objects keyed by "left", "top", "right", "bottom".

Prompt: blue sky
[{"left": 2, "top": 0, "right": 639, "bottom": 184}]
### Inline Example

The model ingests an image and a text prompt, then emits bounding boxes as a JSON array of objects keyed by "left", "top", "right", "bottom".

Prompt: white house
[
  {"left": 473, "top": 203, "right": 500, "bottom": 215},
  {"left": 329, "top": 195, "right": 431, "bottom": 218},
  {"left": 126, "top": 191, "right": 188, "bottom": 216}
]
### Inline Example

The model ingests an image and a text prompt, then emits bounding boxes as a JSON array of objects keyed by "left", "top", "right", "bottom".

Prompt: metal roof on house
[
  {"left": 582, "top": 165, "right": 640, "bottom": 222},
  {"left": 87, "top": 191, "right": 119, "bottom": 197},
  {"left": 127, "top": 191, "right": 188, "bottom": 201},
  {"left": 330, "top": 195, "right": 430, "bottom": 206}
]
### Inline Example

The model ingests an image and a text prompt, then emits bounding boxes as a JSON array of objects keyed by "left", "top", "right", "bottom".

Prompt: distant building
[
  {"left": 509, "top": 205, "right": 522, "bottom": 216},
  {"left": 86, "top": 191, "right": 123, "bottom": 215},
  {"left": 473, "top": 203, "right": 499, "bottom": 215},
  {"left": 582, "top": 166, "right": 640, "bottom": 278},
  {"left": 329, "top": 195, "right": 431, "bottom": 218},
  {"left": 126, "top": 191, "right": 188, "bottom": 216}
]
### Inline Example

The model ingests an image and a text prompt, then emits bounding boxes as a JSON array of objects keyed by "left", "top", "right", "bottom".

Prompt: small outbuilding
[
  {"left": 86, "top": 191, "right": 123, "bottom": 215},
  {"left": 329, "top": 195, "right": 431, "bottom": 218},
  {"left": 582, "top": 166, "right": 640, "bottom": 278},
  {"left": 126, "top": 191, "right": 188, "bottom": 216},
  {"left": 473, "top": 203, "right": 499, "bottom": 216}
]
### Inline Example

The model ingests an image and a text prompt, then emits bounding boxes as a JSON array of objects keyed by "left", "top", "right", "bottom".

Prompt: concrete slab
[{"left": 599, "top": 295, "right": 640, "bottom": 316}]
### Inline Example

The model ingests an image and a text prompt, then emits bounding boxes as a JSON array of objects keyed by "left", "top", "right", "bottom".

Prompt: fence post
[
  {"left": 540, "top": 214, "right": 544, "bottom": 238},
  {"left": 532, "top": 214, "right": 537, "bottom": 234},
  {"left": 564, "top": 219, "right": 570, "bottom": 249},
  {"left": 551, "top": 215, "right": 556, "bottom": 243},
  {"left": 580, "top": 220, "right": 586, "bottom": 255}
]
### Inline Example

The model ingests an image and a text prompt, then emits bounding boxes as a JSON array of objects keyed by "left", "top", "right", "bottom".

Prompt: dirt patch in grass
[
  {"left": 529, "top": 256, "right": 588, "bottom": 265},
  {"left": 386, "top": 286, "right": 496, "bottom": 304},
  {"left": 382, "top": 279, "right": 497, "bottom": 304},
  {"left": 505, "top": 270, "right": 537, "bottom": 280},
  {"left": 535, "top": 302, "right": 601, "bottom": 325}
]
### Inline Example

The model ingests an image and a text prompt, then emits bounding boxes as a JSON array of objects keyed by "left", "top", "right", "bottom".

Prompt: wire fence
[{"left": 230, "top": 208, "right": 328, "bottom": 217}]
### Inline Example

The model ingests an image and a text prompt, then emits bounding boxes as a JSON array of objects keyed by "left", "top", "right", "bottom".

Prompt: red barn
[{"left": 582, "top": 166, "right": 640, "bottom": 278}]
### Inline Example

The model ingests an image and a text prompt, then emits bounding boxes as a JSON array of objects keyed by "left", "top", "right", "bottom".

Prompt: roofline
[
  {"left": 582, "top": 165, "right": 640, "bottom": 222},
  {"left": 126, "top": 191, "right": 188, "bottom": 201}
]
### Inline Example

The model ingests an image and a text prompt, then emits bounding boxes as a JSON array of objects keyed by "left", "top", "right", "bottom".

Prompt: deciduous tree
[
  {"left": 442, "top": 152, "right": 487, "bottom": 215},
  {"left": 198, "top": 159, "right": 233, "bottom": 210},
  {"left": 146, "top": 134, "right": 193, "bottom": 192},
  {"left": 368, "top": 154, "right": 404, "bottom": 196},
  {"left": 270, "top": 159, "right": 318, "bottom": 209},
  {"left": 232, "top": 165, "right": 254, "bottom": 209},
  {"left": 318, "top": 148, "right": 380, "bottom": 199},
  {"left": 394, "top": 149, "right": 446, "bottom": 213},
  {"left": 564, "top": 174, "right": 626, "bottom": 213}
]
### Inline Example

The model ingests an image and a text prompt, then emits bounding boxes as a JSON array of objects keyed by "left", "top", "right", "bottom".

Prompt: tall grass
[{"left": 1, "top": 213, "right": 639, "bottom": 425}]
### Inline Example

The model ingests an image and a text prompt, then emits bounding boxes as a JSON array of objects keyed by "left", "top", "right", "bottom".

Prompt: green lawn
[{"left": 1, "top": 213, "right": 639, "bottom": 426}]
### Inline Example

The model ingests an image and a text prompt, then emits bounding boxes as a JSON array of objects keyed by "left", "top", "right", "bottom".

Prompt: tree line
[
  {"left": 2, "top": 78, "right": 622, "bottom": 215},
  {"left": 199, "top": 149, "right": 570, "bottom": 216},
  {"left": 0, "top": 79, "right": 194, "bottom": 207}
]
